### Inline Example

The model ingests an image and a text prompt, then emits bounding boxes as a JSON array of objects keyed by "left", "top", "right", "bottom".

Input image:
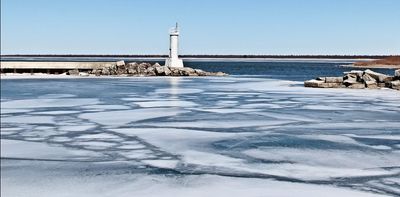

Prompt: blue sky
[{"left": 1, "top": 0, "right": 399, "bottom": 55}]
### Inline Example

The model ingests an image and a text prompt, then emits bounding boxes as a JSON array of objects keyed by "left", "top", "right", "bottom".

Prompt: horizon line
[{"left": 2, "top": 54, "right": 399, "bottom": 57}]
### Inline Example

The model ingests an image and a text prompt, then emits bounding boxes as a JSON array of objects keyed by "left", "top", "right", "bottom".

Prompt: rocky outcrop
[
  {"left": 304, "top": 69, "right": 400, "bottom": 90},
  {"left": 67, "top": 61, "right": 228, "bottom": 77}
]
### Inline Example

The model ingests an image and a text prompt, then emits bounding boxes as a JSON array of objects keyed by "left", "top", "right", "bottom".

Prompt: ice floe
[
  {"left": 1, "top": 98, "right": 100, "bottom": 109},
  {"left": 80, "top": 108, "right": 188, "bottom": 126},
  {"left": 1, "top": 139, "right": 101, "bottom": 160}
]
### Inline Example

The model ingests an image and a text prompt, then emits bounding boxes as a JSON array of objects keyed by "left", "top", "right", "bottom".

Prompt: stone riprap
[
  {"left": 304, "top": 69, "right": 400, "bottom": 90},
  {"left": 67, "top": 61, "right": 228, "bottom": 77}
]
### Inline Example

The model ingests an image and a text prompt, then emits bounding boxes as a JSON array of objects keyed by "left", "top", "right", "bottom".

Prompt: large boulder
[
  {"left": 390, "top": 80, "right": 400, "bottom": 90},
  {"left": 93, "top": 69, "right": 102, "bottom": 76},
  {"left": 214, "top": 71, "right": 228, "bottom": 77},
  {"left": 127, "top": 68, "right": 137, "bottom": 75},
  {"left": 344, "top": 70, "right": 363, "bottom": 78},
  {"left": 365, "top": 80, "right": 378, "bottom": 89},
  {"left": 116, "top": 60, "right": 125, "bottom": 67},
  {"left": 169, "top": 67, "right": 180, "bottom": 76},
  {"left": 127, "top": 62, "right": 139, "bottom": 69},
  {"left": 137, "top": 64, "right": 148, "bottom": 75},
  {"left": 178, "top": 67, "right": 196, "bottom": 76},
  {"left": 195, "top": 69, "right": 207, "bottom": 76},
  {"left": 348, "top": 83, "right": 365, "bottom": 89},
  {"left": 116, "top": 68, "right": 127, "bottom": 75},
  {"left": 68, "top": 69, "right": 79, "bottom": 76},
  {"left": 79, "top": 72, "right": 90, "bottom": 77},
  {"left": 139, "top": 62, "right": 152, "bottom": 68},
  {"left": 164, "top": 67, "right": 172, "bottom": 76},
  {"left": 362, "top": 73, "right": 376, "bottom": 83},
  {"left": 304, "top": 79, "right": 341, "bottom": 88},
  {"left": 364, "top": 69, "right": 391, "bottom": 83},
  {"left": 325, "top": 77, "right": 343, "bottom": 83},
  {"left": 304, "top": 79, "right": 324, "bottom": 88},
  {"left": 395, "top": 69, "right": 400, "bottom": 79},
  {"left": 155, "top": 66, "right": 171, "bottom": 76},
  {"left": 101, "top": 67, "right": 111, "bottom": 75},
  {"left": 395, "top": 69, "right": 400, "bottom": 75},
  {"left": 343, "top": 74, "right": 358, "bottom": 86},
  {"left": 146, "top": 67, "right": 156, "bottom": 76}
]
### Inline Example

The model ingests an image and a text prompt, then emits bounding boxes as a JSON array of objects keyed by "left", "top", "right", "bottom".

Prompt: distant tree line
[{"left": 1, "top": 54, "right": 398, "bottom": 59}]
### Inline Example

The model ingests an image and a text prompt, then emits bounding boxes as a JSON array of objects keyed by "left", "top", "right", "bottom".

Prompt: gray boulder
[
  {"left": 325, "top": 77, "right": 343, "bottom": 83},
  {"left": 139, "top": 62, "right": 152, "bottom": 68},
  {"left": 116, "top": 60, "right": 125, "bottom": 67},
  {"left": 79, "top": 72, "right": 90, "bottom": 77},
  {"left": 155, "top": 66, "right": 171, "bottom": 76},
  {"left": 343, "top": 74, "right": 358, "bottom": 86},
  {"left": 137, "top": 65, "right": 148, "bottom": 75},
  {"left": 101, "top": 67, "right": 111, "bottom": 75},
  {"left": 146, "top": 67, "right": 156, "bottom": 76},
  {"left": 362, "top": 73, "right": 376, "bottom": 82},
  {"left": 93, "top": 69, "right": 102, "bottom": 76},
  {"left": 127, "top": 62, "right": 139, "bottom": 68},
  {"left": 364, "top": 69, "right": 391, "bottom": 83},
  {"left": 215, "top": 71, "right": 227, "bottom": 76},
  {"left": 390, "top": 80, "right": 400, "bottom": 90},
  {"left": 348, "top": 83, "right": 365, "bottom": 89},
  {"left": 344, "top": 70, "right": 363, "bottom": 78},
  {"left": 68, "top": 69, "right": 79, "bottom": 76},
  {"left": 178, "top": 67, "right": 196, "bottom": 76},
  {"left": 395, "top": 69, "right": 400, "bottom": 79},
  {"left": 304, "top": 79, "right": 341, "bottom": 88},
  {"left": 365, "top": 80, "right": 378, "bottom": 89},
  {"left": 304, "top": 79, "right": 324, "bottom": 88},
  {"left": 127, "top": 68, "right": 137, "bottom": 75},
  {"left": 195, "top": 69, "right": 207, "bottom": 76}
]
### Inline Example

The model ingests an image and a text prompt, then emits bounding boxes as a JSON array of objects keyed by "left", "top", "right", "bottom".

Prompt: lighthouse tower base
[{"left": 165, "top": 58, "right": 184, "bottom": 68}]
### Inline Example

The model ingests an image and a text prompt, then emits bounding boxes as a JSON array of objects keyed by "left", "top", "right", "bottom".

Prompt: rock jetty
[
  {"left": 304, "top": 69, "right": 400, "bottom": 90},
  {"left": 67, "top": 61, "right": 228, "bottom": 77}
]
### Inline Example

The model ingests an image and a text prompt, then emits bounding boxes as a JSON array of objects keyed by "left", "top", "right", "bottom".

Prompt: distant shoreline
[{"left": 341, "top": 64, "right": 400, "bottom": 69}]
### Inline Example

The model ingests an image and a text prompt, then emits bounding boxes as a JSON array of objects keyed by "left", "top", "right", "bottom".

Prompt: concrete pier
[
  {"left": 0, "top": 61, "right": 116, "bottom": 70},
  {"left": 0, "top": 61, "right": 117, "bottom": 74}
]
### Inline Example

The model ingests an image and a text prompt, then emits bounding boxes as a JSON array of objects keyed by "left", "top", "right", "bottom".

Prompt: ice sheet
[{"left": 1, "top": 76, "right": 399, "bottom": 196}]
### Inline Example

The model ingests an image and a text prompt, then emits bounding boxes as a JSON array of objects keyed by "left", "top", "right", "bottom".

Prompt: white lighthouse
[{"left": 165, "top": 23, "right": 184, "bottom": 68}]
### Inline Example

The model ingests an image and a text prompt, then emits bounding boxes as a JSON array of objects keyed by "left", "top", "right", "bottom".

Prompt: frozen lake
[{"left": 1, "top": 74, "right": 400, "bottom": 196}]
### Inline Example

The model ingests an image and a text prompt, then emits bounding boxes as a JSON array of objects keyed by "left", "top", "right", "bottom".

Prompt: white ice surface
[
  {"left": 1, "top": 98, "right": 100, "bottom": 109},
  {"left": 0, "top": 173, "right": 385, "bottom": 197},
  {"left": 81, "top": 105, "right": 131, "bottom": 110},
  {"left": 31, "top": 111, "right": 80, "bottom": 115},
  {"left": 1, "top": 108, "right": 32, "bottom": 114},
  {"left": 134, "top": 100, "right": 198, "bottom": 108},
  {"left": 244, "top": 148, "right": 400, "bottom": 180},
  {"left": 2, "top": 115, "right": 55, "bottom": 124},
  {"left": 58, "top": 125, "right": 96, "bottom": 132},
  {"left": 1, "top": 139, "right": 101, "bottom": 160},
  {"left": 79, "top": 108, "right": 187, "bottom": 126},
  {"left": 154, "top": 88, "right": 203, "bottom": 94},
  {"left": 145, "top": 120, "right": 295, "bottom": 129},
  {"left": 76, "top": 133, "right": 120, "bottom": 140}
]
